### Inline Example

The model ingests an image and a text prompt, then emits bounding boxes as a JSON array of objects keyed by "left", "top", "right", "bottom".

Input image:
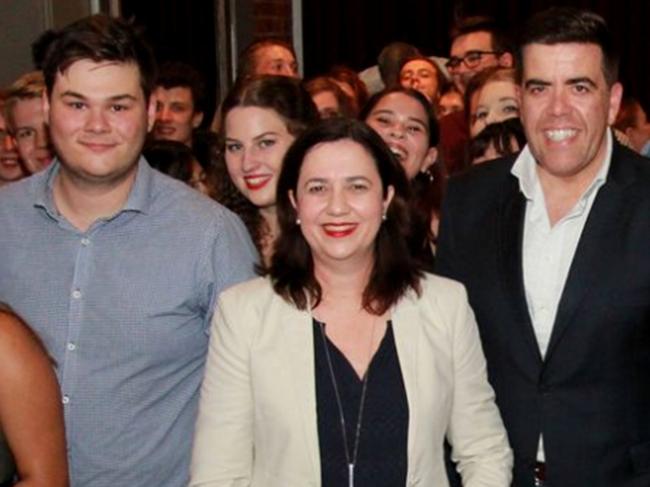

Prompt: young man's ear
[
  {"left": 42, "top": 91, "right": 50, "bottom": 125},
  {"left": 147, "top": 95, "right": 157, "bottom": 132},
  {"left": 192, "top": 112, "right": 204, "bottom": 129}
]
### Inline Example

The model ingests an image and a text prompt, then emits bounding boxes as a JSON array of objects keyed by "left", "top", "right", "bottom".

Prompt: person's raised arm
[{"left": 0, "top": 309, "right": 68, "bottom": 487}]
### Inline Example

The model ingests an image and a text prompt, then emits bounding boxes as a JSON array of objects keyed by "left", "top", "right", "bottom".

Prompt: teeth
[
  {"left": 389, "top": 146, "right": 406, "bottom": 161},
  {"left": 545, "top": 129, "right": 576, "bottom": 141}
]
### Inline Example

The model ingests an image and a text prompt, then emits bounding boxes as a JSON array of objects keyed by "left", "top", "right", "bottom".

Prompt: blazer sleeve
[
  {"left": 189, "top": 289, "right": 254, "bottom": 487},
  {"left": 443, "top": 283, "right": 513, "bottom": 486}
]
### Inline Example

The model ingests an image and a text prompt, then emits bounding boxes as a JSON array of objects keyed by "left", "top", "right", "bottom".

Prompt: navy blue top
[{"left": 313, "top": 320, "right": 409, "bottom": 487}]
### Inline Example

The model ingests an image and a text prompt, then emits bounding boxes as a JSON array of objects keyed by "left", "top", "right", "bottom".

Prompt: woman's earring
[{"left": 296, "top": 218, "right": 301, "bottom": 225}]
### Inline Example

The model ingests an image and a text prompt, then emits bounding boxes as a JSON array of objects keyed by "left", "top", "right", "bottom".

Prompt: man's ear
[
  {"left": 192, "top": 111, "right": 204, "bottom": 129},
  {"left": 607, "top": 82, "right": 623, "bottom": 125},
  {"left": 42, "top": 91, "right": 51, "bottom": 125},
  {"left": 146, "top": 96, "right": 156, "bottom": 132}
]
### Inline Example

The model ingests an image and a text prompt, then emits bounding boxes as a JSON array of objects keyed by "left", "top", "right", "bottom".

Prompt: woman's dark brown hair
[
  {"left": 270, "top": 118, "right": 422, "bottom": 315},
  {"left": 216, "top": 76, "right": 319, "bottom": 256}
]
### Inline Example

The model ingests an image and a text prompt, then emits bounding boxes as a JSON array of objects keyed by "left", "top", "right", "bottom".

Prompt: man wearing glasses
[
  {"left": 438, "top": 16, "right": 514, "bottom": 175},
  {"left": 447, "top": 16, "right": 514, "bottom": 94}
]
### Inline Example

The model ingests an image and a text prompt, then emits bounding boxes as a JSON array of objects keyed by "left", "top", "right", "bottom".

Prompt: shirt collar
[
  {"left": 33, "top": 156, "right": 154, "bottom": 217},
  {"left": 511, "top": 128, "right": 613, "bottom": 202}
]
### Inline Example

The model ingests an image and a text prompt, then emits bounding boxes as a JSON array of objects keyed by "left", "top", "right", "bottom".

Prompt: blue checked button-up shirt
[{"left": 0, "top": 159, "right": 258, "bottom": 487}]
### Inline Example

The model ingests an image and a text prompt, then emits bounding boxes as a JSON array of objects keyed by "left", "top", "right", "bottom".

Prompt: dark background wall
[
  {"left": 119, "top": 0, "right": 649, "bottom": 115},
  {"left": 121, "top": 0, "right": 294, "bottom": 124},
  {"left": 303, "top": 0, "right": 650, "bottom": 111}
]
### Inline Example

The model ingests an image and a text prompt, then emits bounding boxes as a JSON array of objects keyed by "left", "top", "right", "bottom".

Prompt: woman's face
[
  {"left": 400, "top": 59, "right": 440, "bottom": 102},
  {"left": 291, "top": 139, "right": 394, "bottom": 269},
  {"left": 470, "top": 80, "right": 520, "bottom": 137},
  {"left": 365, "top": 92, "right": 436, "bottom": 180},
  {"left": 224, "top": 106, "right": 295, "bottom": 209}
]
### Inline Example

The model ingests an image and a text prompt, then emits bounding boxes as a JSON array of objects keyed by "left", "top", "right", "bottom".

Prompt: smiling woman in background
[
  {"left": 362, "top": 87, "right": 446, "bottom": 268},
  {"left": 215, "top": 75, "right": 319, "bottom": 265},
  {"left": 190, "top": 118, "right": 512, "bottom": 487},
  {"left": 465, "top": 67, "right": 520, "bottom": 137}
]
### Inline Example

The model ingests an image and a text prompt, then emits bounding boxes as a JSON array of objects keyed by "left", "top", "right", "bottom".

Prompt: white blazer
[{"left": 190, "top": 274, "right": 512, "bottom": 487}]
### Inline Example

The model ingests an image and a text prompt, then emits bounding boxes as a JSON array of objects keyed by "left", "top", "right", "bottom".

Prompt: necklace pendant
[{"left": 348, "top": 463, "right": 354, "bottom": 487}]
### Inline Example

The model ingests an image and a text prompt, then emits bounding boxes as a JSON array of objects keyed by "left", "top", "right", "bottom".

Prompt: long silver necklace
[{"left": 317, "top": 320, "right": 376, "bottom": 487}]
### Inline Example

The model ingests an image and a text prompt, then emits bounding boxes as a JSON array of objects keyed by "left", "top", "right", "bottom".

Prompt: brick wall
[{"left": 252, "top": 0, "right": 292, "bottom": 42}]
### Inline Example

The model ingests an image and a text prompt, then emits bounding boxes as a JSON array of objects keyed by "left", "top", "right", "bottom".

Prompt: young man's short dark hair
[
  {"left": 36, "top": 14, "right": 157, "bottom": 100},
  {"left": 155, "top": 61, "right": 206, "bottom": 115},
  {"left": 450, "top": 15, "right": 513, "bottom": 55}
]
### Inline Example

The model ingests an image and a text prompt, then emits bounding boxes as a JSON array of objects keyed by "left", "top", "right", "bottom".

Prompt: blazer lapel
[
  {"left": 497, "top": 177, "right": 543, "bottom": 366},
  {"left": 391, "top": 293, "right": 420, "bottom": 476},
  {"left": 279, "top": 298, "right": 321, "bottom": 481}
]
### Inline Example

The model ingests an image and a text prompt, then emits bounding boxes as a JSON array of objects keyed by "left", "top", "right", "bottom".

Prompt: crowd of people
[{"left": 0, "top": 5, "right": 648, "bottom": 487}]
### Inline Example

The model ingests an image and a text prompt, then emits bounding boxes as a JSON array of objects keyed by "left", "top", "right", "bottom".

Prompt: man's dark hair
[
  {"left": 236, "top": 38, "right": 296, "bottom": 84},
  {"left": 270, "top": 118, "right": 422, "bottom": 315},
  {"left": 143, "top": 139, "right": 194, "bottom": 183},
  {"left": 37, "top": 14, "right": 157, "bottom": 100},
  {"left": 516, "top": 7, "right": 619, "bottom": 86},
  {"left": 450, "top": 15, "right": 513, "bottom": 55},
  {"left": 155, "top": 61, "right": 206, "bottom": 114}
]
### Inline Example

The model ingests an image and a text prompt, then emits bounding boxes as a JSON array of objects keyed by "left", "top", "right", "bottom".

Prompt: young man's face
[
  {"left": 45, "top": 59, "right": 154, "bottom": 187},
  {"left": 11, "top": 97, "right": 54, "bottom": 174},
  {"left": 254, "top": 45, "right": 299, "bottom": 78},
  {"left": 152, "top": 86, "right": 203, "bottom": 147},
  {"left": 448, "top": 31, "right": 510, "bottom": 93}
]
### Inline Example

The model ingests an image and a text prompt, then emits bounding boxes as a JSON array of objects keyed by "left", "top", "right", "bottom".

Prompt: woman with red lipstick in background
[
  {"left": 361, "top": 87, "right": 446, "bottom": 269},
  {"left": 215, "top": 75, "right": 319, "bottom": 266},
  {"left": 190, "top": 118, "right": 512, "bottom": 487}
]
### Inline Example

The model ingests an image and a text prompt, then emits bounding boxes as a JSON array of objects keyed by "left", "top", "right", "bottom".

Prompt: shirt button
[
  {"left": 62, "top": 395, "right": 70, "bottom": 405},
  {"left": 72, "top": 289, "right": 82, "bottom": 299},
  {"left": 81, "top": 237, "right": 90, "bottom": 246},
  {"left": 67, "top": 342, "right": 76, "bottom": 351}
]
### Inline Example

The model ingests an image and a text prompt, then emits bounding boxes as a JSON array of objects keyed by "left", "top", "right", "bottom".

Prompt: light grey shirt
[{"left": 0, "top": 159, "right": 258, "bottom": 486}]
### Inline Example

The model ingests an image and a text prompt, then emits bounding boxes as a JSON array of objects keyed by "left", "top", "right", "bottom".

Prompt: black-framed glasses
[{"left": 445, "top": 50, "right": 501, "bottom": 70}]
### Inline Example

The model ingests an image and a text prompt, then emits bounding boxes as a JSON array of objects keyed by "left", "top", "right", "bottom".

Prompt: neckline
[{"left": 313, "top": 318, "right": 391, "bottom": 382}]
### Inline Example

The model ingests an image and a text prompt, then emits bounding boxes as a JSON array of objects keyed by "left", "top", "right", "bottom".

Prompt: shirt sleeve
[{"left": 199, "top": 209, "right": 259, "bottom": 331}]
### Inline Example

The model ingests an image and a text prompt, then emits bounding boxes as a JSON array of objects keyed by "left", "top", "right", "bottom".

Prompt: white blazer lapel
[{"left": 391, "top": 293, "right": 421, "bottom": 477}]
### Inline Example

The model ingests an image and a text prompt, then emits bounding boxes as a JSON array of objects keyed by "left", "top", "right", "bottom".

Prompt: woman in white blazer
[{"left": 190, "top": 118, "right": 512, "bottom": 487}]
